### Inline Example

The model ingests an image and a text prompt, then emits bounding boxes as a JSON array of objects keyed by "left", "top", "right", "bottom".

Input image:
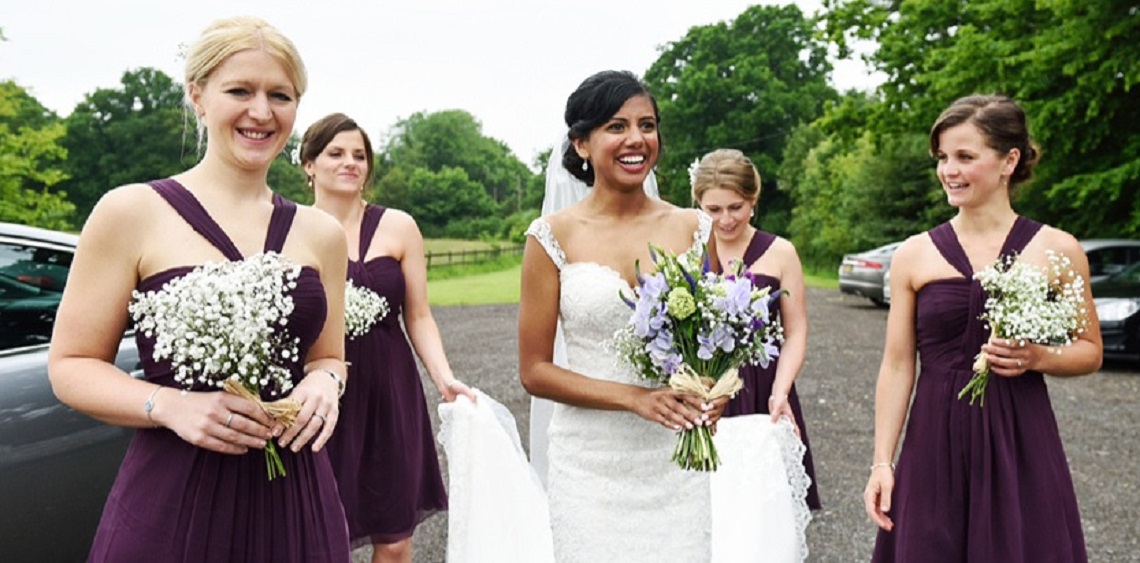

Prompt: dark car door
[{"left": 0, "top": 235, "right": 140, "bottom": 562}]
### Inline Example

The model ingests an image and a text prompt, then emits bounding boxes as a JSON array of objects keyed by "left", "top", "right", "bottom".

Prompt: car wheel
[{"left": 870, "top": 297, "right": 888, "bottom": 308}]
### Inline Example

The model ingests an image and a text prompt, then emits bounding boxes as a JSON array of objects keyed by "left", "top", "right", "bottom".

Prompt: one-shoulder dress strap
[
  {"left": 358, "top": 205, "right": 388, "bottom": 260},
  {"left": 147, "top": 178, "right": 244, "bottom": 261},
  {"left": 929, "top": 221, "right": 973, "bottom": 278},
  {"left": 743, "top": 230, "right": 778, "bottom": 268},
  {"left": 1001, "top": 215, "right": 1043, "bottom": 257},
  {"left": 525, "top": 218, "right": 566, "bottom": 270},
  {"left": 263, "top": 193, "right": 297, "bottom": 253}
]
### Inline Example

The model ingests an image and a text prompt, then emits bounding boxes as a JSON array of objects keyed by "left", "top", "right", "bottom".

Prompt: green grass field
[{"left": 426, "top": 260, "right": 840, "bottom": 306}]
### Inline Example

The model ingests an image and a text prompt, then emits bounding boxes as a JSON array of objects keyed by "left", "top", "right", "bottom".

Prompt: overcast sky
[{"left": 1, "top": 1, "right": 881, "bottom": 167}]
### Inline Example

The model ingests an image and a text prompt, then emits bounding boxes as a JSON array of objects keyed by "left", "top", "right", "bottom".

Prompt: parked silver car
[
  {"left": 839, "top": 241, "right": 901, "bottom": 307},
  {"left": 1082, "top": 239, "right": 1140, "bottom": 283},
  {"left": 0, "top": 222, "right": 140, "bottom": 561}
]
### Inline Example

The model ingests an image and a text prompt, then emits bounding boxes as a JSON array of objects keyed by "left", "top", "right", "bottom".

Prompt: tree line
[{"left": 2, "top": 1, "right": 1136, "bottom": 270}]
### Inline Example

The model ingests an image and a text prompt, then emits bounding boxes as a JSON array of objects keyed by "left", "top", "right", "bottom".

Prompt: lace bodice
[{"left": 526, "top": 212, "right": 712, "bottom": 386}]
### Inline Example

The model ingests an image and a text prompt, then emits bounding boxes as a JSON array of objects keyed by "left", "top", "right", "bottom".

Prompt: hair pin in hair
[{"left": 687, "top": 157, "right": 701, "bottom": 187}]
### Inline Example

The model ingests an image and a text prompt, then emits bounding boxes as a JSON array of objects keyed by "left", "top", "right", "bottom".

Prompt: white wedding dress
[
  {"left": 526, "top": 215, "right": 715, "bottom": 562},
  {"left": 437, "top": 214, "right": 810, "bottom": 562}
]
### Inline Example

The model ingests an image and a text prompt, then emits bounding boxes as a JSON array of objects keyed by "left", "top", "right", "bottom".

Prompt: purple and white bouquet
[
  {"left": 129, "top": 252, "right": 304, "bottom": 479},
  {"left": 609, "top": 243, "right": 784, "bottom": 471},
  {"left": 960, "top": 250, "right": 1090, "bottom": 406},
  {"left": 345, "top": 280, "right": 389, "bottom": 340}
]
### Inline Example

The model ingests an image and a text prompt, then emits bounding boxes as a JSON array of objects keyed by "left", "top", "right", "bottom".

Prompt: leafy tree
[
  {"left": 821, "top": 0, "right": 1140, "bottom": 237},
  {"left": 781, "top": 109, "right": 948, "bottom": 271},
  {"left": 270, "top": 134, "right": 311, "bottom": 205},
  {"left": 59, "top": 67, "right": 193, "bottom": 221},
  {"left": 377, "top": 110, "right": 536, "bottom": 215},
  {"left": 643, "top": 4, "right": 837, "bottom": 234},
  {"left": 396, "top": 166, "right": 498, "bottom": 238},
  {"left": 0, "top": 82, "right": 74, "bottom": 230}
]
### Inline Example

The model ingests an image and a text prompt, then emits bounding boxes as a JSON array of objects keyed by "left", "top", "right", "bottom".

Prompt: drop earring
[{"left": 582, "top": 160, "right": 589, "bottom": 172}]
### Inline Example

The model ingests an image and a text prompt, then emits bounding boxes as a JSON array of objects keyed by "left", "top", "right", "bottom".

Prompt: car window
[
  {"left": 1086, "top": 247, "right": 1135, "bottom": 277},
  {"left": 0, "top": 241, "right": 72, "bottom": 351}
]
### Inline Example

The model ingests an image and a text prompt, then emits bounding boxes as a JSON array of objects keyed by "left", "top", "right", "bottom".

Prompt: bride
[{"left": 518, "top": 70, "right": 726, "bottom": 561}]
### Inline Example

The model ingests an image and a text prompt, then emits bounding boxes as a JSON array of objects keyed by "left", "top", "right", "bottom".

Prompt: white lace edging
[
  {"left": 694, "top": 210, "right": 713, "bottom": 246},
  {"left": 774, "top": 417, "right": 813, "bottom": 562},
  {"left": 525, "top": 218, "right": 566, "bottom": 270}
]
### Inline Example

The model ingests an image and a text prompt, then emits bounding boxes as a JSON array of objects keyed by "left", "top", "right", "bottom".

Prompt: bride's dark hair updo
[{"left": 562, "top": 70, "right": 662, "bottom": 186}]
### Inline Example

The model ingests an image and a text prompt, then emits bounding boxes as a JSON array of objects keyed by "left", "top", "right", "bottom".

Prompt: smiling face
[
  {"left": 304, "top": 129, "right": 370, "bottom": 196},
  {"left": 189, "top": 49, "right": 298, "bottom": 172},
  {"left": 574, "top": 94, "right": 659, "bottom": 191},
  {"left": 698, "top": 188, "right": 754, "bottom": 244},
  {"left": 935, "top": 122, "right": 1019, "bottom": 209}
]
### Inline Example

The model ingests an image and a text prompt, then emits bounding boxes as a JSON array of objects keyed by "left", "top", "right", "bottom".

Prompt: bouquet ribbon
[
  {"left": 668, "top": 364, "right": 744, "bottom": 403},
  {"left": 223, "top": 379, "right": 302, "bottom": 428}
]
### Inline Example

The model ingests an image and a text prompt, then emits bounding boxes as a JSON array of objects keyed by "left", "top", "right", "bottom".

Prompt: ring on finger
[
  {"left": 313, "top": 413, "right": 327, "bottom": 425},
  {"left": 224, "top": 412, "right": 234, "bottom": 428},
  {"left": 1016, "top": 359, "right": 1023, "bottom": 367}
]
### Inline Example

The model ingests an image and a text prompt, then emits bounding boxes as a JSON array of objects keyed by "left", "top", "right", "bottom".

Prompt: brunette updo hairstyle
[
  {"left": 929, "top": 95, "right": 1041, "bottom": 189},
  {"left": 690, "top": 149, "right": 762, "bottom": 205},
  {"left": 298, "top": 113, "right": 375, "bottom": 188},
  {"left": 562, "top": 70, "right": 661, "bottom": 186}
]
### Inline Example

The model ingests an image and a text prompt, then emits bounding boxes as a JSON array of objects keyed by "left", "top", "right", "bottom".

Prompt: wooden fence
[{"left": 424, "top": 244, "right": 525, "bottom": 269}]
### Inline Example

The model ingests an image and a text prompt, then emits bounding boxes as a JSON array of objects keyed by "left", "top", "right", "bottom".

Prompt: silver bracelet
[
  {"left": 143, "top": 385, "right": 162, "bottom": 428},
  {"left": 309, "top": 368, "right": 345, "bottom": 398},
  {"left": 870, "top": 461, "right": 896, "bottom": 471}
]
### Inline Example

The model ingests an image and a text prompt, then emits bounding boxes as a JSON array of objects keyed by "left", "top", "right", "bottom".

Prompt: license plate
[{"left": 841, "top": 264, "right": 853, "bottom": 274}]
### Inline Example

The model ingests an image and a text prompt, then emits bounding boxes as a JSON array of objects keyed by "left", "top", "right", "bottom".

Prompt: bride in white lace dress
[{"left": 518, "top": 71, "right": 726, "bottom": 562}]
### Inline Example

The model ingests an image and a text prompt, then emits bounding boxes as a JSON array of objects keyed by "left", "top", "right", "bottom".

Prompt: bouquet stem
[
  {"left": 224, "top": 379, "right": 301, "bottom": 480},
  {"left": 958, "top": 327, "right": 996, "bottom": 407},
  {"left": 672, "top": 425, "right": 720, "bottom": 471}
]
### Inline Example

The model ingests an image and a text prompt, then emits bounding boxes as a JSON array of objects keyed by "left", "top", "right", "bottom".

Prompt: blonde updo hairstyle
[
  {"left": 690, "top": 149, "right": 762, "bottom": 206},
  {"left": 183, "top": 16, "right": 308, "bottom": 147}
]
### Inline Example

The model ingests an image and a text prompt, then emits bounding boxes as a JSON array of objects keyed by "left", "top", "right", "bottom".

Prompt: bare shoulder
[
  {"left": 376, "top": 207, "right": 420, "bottom": 237},
  {"left": 891, "top": 232, "right": 936, "bottom": 277},
  {"left": 658, "top": 204, "right": 701, "bottom": 234},
  {"left": 293, "top": 204, "right": 345, "bottom": 244},
  {"left": 1034, "top": 224, "right": 1083, "bottom": 257},
  {"left": 83, "top": 183, "right": 164, "bottom": 237},
  {"left": 769, "top": 235, "right": 800, "bottom": 260}
]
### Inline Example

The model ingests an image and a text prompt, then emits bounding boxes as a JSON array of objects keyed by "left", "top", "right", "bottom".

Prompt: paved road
[{"left": 356, "top": 287, "right": 1140, "bottom": 562}]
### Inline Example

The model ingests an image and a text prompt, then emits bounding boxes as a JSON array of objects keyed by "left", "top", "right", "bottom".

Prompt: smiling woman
[{"left": 47, "top": 16, "right": 352, "bottom": 563}]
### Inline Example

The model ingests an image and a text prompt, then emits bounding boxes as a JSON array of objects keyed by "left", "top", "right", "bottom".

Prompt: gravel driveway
[{"left": 356, "top": 287, "right": 1139, "bottom": 562}]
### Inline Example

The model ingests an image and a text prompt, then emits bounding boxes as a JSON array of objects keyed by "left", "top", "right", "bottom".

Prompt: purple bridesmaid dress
[
  {"left": 325, "top": 204, "right": 447, "bottom": 548},
  {"left": 722, "top": 229, "right": 821, "bottom": 509},
  {"left": 89, "top": 179, "right": 350, "bottom": 562},
  {"left": 872, "top": 216, "right": 1087, "bottom": 562}
]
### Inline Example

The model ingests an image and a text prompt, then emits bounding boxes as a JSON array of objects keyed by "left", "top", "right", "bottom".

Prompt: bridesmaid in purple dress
[
  {"left": 299, "top": 113, "right": 476, "bottom": 563},
  {"left": 691, "top": 148, "right": 821, "bottom": 510},
  {"left": 864, "top": 95, "right": 1102, "bottom": 562},
  {"left": 48, "top": 17, "right": 351, "bottom": 562}
]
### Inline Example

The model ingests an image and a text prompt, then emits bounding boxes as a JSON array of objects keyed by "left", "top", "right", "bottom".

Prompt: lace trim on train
[{"left": 775, "top": 417, "right": 813, "bottom": 562}]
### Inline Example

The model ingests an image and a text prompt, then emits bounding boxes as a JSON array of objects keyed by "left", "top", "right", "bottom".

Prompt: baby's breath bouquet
[
  {"left": 129, "top": 252, "right": 305, "bottom": 480},
  {"left": 345, "top": 280, "right": 389, "bottom": 339},
  {"left": 609, "top": 243, "right": 784, "bottom": 471},
  {"left": 960, "top": 250, "right": 1090, "bottom": 406}
]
